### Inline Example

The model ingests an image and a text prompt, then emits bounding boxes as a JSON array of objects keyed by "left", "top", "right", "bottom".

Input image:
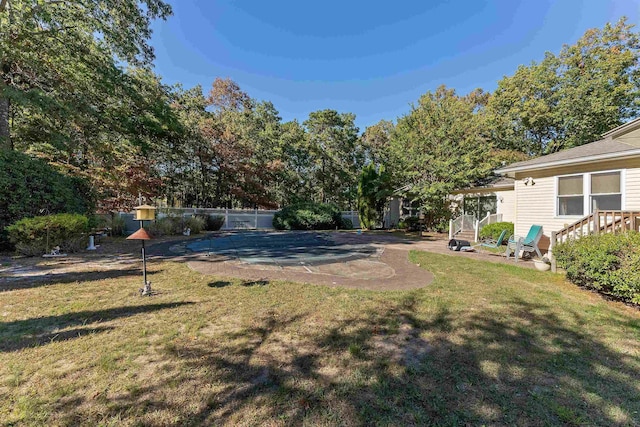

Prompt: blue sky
[{"left": 150, "top": 0, "right": 639, "bottom": 131}]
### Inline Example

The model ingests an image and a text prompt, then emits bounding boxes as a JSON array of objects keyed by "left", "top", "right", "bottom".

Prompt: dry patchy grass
[{"left": 1, "top": 251, "right": 639, "bottom": 426}]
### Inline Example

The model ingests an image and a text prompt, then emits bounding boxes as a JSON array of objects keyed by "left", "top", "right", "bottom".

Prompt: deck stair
[
  {"left": 455, "top": 230, "right": 476, "bottom": 242},
  {"left": 449, "top": 213, "right": 503, "bottom": 242}
]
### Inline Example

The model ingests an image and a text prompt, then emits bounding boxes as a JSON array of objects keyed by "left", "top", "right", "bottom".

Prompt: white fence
[{"left": 120, "top": 208, "right": 360, "bottom": 232}]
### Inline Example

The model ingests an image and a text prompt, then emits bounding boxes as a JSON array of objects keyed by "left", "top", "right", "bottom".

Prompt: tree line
[{"left": 1, "top": 2, "right": 639, "bottom": 223}]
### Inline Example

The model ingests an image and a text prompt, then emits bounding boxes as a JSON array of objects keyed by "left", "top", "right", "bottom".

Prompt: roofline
[
  {"left": 495, "top": 148, "right": 640, "bottom": 175},
  {"left": 451, "top": 184, "right": 514, "bottom": 194},
  {"left": 601, "top": 117, "right": 640, "bottom": 138}
]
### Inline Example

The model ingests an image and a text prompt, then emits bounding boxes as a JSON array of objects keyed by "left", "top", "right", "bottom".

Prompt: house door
[{"left": 463, "top": 195, "right": 497, "bottom": 220}]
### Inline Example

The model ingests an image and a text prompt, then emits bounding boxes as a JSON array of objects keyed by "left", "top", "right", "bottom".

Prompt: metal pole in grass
[{"left": 128, "top": 204, "right": 156, "bottom": 296}]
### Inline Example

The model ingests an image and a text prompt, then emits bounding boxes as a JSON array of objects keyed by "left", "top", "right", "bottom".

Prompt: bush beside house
[
  {"left": 479, "top": 222, "right": 514, "bottom": 242},
  {"left": 554, "top": 232, "right": 640, "bottom": 304}
]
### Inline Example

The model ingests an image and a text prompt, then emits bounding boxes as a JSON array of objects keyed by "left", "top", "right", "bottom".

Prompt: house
[
  {"left": 388, "top": 177, "right": 517, "bottom": 238},
  {"left": 448, "top": 176, "right": 516, "bottom": 241},
  {"left": 450, "top": 175, "right": 516, "bottom": 222},
  {"left": 453, "top": 118, "right": 640, "bottom": 251}
]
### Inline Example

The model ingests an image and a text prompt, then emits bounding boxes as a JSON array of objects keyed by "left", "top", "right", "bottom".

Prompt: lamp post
[{"left": 127, "top": 204, "right": 156, "bottom": 296}]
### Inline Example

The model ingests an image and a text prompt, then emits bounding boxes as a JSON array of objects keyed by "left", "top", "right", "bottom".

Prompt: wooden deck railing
[{"left": 552, "top": 210, "right": 640, "bottom": 246}]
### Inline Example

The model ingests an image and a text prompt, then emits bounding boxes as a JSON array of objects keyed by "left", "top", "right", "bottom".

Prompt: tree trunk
[{"left": 0, "top": 97, "right": 10, "bottom": 150}]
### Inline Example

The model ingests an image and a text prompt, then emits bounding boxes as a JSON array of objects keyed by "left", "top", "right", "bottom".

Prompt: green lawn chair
[
  {"left": 506, "top": 225, "right": 543, "bottom": 262},
  {"left": 477, "top": 229, "right": 508, "bottom": 252}
]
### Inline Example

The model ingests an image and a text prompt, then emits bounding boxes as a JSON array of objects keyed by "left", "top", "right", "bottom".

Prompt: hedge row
[
  {"left": 6, "top": 213, "right": 90, "bottom": 256},
  {"left": 0, "top": 150, "right": 93, "bottom": 249},
  {"left": 554, "top": 232, "right": 640, "bottom": 305}
]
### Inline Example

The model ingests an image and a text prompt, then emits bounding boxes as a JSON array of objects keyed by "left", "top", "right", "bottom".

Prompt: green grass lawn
[{"left": 1, "top": 251, "right": 639, "bottom": 426}]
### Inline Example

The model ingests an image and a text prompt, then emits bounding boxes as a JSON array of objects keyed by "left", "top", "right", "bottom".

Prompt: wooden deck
[{"left": 552, "top": 210, "right": 640, "bottom": 245}]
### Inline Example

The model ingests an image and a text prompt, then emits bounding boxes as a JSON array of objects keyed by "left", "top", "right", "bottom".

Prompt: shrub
[
  {"left": 0, "top": 150, "right": 93, "bottom": 249},
  {"left": 106, "top": 215, "right": 127, "bottom": 236},
  {"left": 398, "top": 216, "right": 421, "bottom": 231},
  {"left": 272, "top": 202, "right": 342, "bottom": 230},
  {"left": 479, "top": 222, "right": 514, "bottom": 242},
  {"left": 6, "top": 214, "right": 90, "bottom": 256},
  {"left": 148, "top": 215, "right": 206, "bottom": 236},
  {"left": 148, "top": 216, "right": 181, "bottom": 237},
  {"left": 201, "top": 215, "right": 225, "bottom": 231},
  {"left": 554, "top": 232, "right": 640, "bottom": 304},
  {"left": 88, "top": 214, "right": 106, "bottom": 230},
  {"left": 433, "top": 219, "right": 449, "bottom": 233},
  {"left": 340, "top": 217, "right": 354, "bottom": 230},
  {"left": 185, "top": 216, "right": 205, "bottom": 234}
]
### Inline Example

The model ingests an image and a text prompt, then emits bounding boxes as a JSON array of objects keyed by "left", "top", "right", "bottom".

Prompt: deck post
[
  {"left": 550, "top": 231, "right": 557, "bottom": 273},
  {"left": 474, "top": 219, "right": 479, "bottom": 243}
]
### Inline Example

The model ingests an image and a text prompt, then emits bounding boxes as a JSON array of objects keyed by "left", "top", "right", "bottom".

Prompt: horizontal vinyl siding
[
  {"left": 513, "top": 162, "right": 640, "bottom": 250},
  {"left": 497, "top": 189, "right": 516, "bottom": 223},
  {"left": 625, "top": 168, "right": 640, "bottom": 210},
  {"left": 514, "top": 178, "right": 565, "bottom": 251},
  {"left": 614, "top": 127, "right": 640, "bottom": 147}
]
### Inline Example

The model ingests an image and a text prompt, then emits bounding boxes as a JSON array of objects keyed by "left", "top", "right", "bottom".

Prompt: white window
[
  {"left": 558, "top": 175, "right": 583, "bottom": 216},
  {"left": 590, "top": 171, "right": 621, "bottom": 211},
  {"left": 556, "top": 170, "right": 623, "bottom": 217}
]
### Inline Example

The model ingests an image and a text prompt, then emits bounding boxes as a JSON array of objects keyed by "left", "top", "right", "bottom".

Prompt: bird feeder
[
  {"left": 127, "top": 227, "right": 153, "bottom": 241},
  {"left": 127, "top": 227, "right": 153, "bottom": 296},
  {"left": 134, "top": 204, "right": 156, "bottom": 221}
]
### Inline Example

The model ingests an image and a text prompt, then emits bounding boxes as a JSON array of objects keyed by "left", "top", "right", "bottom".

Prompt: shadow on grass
[
  {"left": 0, "top": 302, "right": 194, "bottom": 352},
  {"left": 0, "top": 268, "right": 161, "bottom": 292},
  {"left": 43, "top": 294, "right": 640, "bottom": 425},
  {"left": 207, "top": 279, "right": 269, "bottom": 288}
]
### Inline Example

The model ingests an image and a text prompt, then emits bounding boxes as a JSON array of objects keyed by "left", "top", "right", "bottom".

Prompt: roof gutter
[
  {"left": 601, "top": 118, "right": 640, "bottom": 139},
  {"left": 451, "top": 184, "right": 515, "bottom": 194},
  {"left": 495, "top": 149, "right": 640, "bottom": 176}
]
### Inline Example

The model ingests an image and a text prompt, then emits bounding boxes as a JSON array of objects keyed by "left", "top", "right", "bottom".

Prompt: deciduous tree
[
  {"left": 487, "top": 18, "right": 640, "bottom": 155},
  {"left": 361, "top": 119, "right": 394, "bottom": 166},
  {"left": 303, "top": 110, "right": 363, "bottom": 208},
  {"left": 0, "top": 0, "right": 172, "bottom": 150},
  {"left": 390, "top": 86, "right": 493, "bottom": 223}
]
